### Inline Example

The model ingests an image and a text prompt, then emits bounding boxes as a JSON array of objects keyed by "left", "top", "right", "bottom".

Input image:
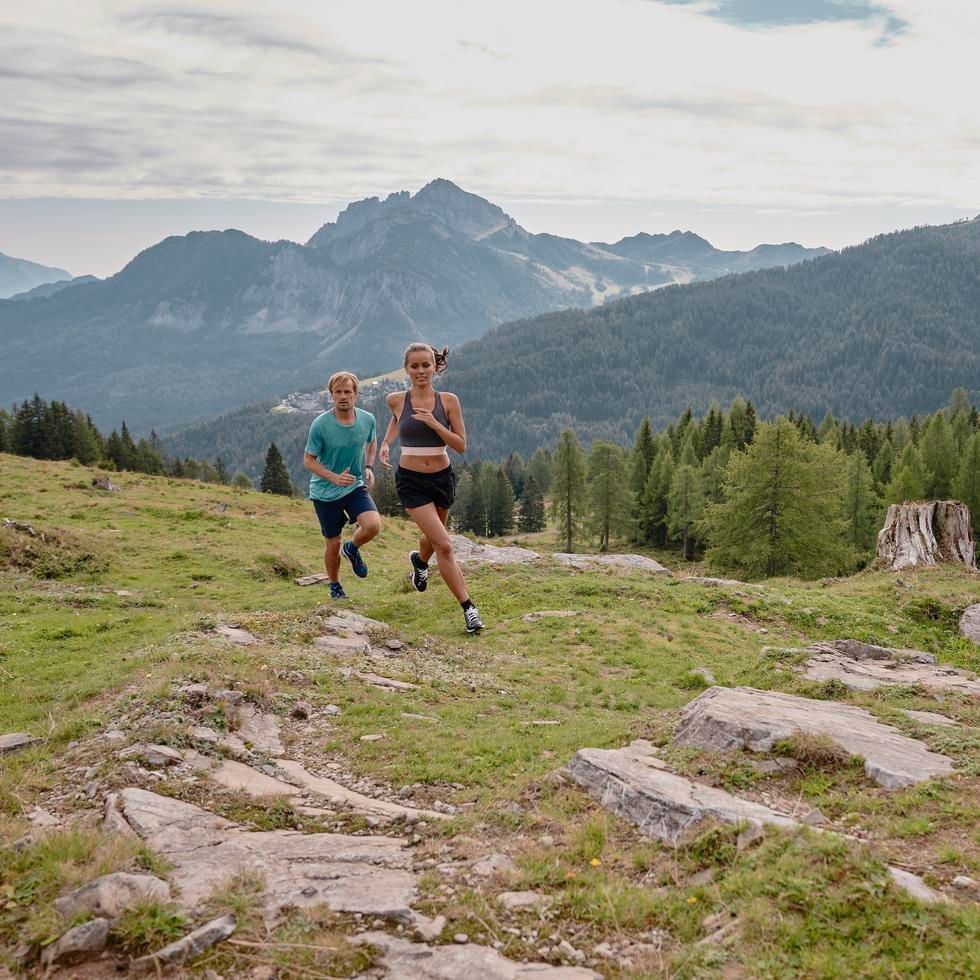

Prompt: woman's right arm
[{"left": 379, "top": 393, "right": 403, "bottom": 469}]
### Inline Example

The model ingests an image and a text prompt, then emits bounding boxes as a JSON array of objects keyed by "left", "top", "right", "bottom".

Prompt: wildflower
[{"left": 590, "top": 858, "right": 601, "bottom": 867}]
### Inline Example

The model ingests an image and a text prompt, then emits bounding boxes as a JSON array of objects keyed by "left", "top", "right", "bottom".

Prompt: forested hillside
[{"left": 447, "top": 217, "right": 980, "bottom": 458}]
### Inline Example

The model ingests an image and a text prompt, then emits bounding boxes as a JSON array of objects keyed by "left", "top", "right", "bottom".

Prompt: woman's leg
[
  {"left": 407, "top": 503, "right": 469, "bottom": 603},
  {"left": 417, "top": 505, "right": 449, "bottom": 564}
]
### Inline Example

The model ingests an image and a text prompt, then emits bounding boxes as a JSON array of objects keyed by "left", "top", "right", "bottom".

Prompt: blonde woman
[{"left": 379, "top": 343, "right": 484, "bottom": 633}]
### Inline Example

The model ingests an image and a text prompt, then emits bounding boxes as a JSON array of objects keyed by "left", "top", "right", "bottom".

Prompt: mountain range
[
  {"left": 0, "top": 179, "right": 827, "bottom": 431},
  {"left": 165, "top": 216, "right": 980, "bottom": 477},
  {"left": 0, "top": 251, "right": 72, "bottom": 299}
]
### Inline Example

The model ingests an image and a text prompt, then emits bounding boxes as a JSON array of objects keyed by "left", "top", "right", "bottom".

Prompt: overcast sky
[{"left": 1, "top": 0, "right": 977, "bottom": 277}]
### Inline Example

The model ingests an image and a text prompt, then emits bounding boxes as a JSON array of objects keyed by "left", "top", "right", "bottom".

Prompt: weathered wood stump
[{"left": 876, "top": 501, "right": 975, "bottom": 571}]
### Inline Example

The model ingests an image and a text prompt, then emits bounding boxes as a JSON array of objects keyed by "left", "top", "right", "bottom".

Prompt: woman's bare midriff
[{"left": 399, "top": 450, "right": 450, "bottom": 473}]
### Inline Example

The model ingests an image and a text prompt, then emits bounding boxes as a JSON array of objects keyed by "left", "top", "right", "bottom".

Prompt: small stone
[
  {"left": 952, "top": 875, "right": 976, "bottom": 889},
  {"left": 594, "top": 942, "right": 614, "bottom": 958},
  {"left": 55, "top": 872, "right": 171, "bottom": 919},
  {"left": 179, "top": 683, "right": 210, "bottom": 705},
  {"left": 539, "top": 834, "right": 555, "bottom": 847},
  {"left": 498, "top": 890, "right": 551, "bottom": 911},
  {"left": 737, "top": 825, "right": 764, "bottom": 852},
  {"left": 690, "top": 667, "right": 717, "bottom": 685},
  {"left": 323, "top": 704, "right": 341, "bottom": 716},
  {"left": 801, "top": 807, "right": 827, "bottom": 826},
  {"left": 214, "top": 689, "right": 244, "bottom": 706},
  {"left": 472, "top": 852, "right": 517, "bottom": 876},
  {"left": 144, "top": 745, "right": 183, "bottom": 767},
  {"left": 361, "top": 733, "right": 385, "bottom": 742},
  {"left": 291, "top": 701, "right": 312, "bottom": 720},
  {"left": 453, "top": 933, "right": 469, "bottom": 944},
  {"left": 385, "top": 639, "right": 404, "bottom": 651},
  {"left": 888, "top": 866, "right": 948, "bottom": 905},
  {"left": 104, "top": 729, "right": 126, "bottom": 743},
  {"left": 133, "top": 914, "right": 237, "bottom": 968},
  {"left": 84, "top": 781, "right": 98, "bottom": 798},
  {"left": 40, "top": 918, "right": 111, "bottom": 967},
  {"left": 190, "top": 725, "right": 220, "bottom": 744}
]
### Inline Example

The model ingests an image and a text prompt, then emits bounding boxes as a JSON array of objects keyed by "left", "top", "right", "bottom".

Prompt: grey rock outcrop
[
  {"left": 213, "top": 623, "right": 259, "bottom": 645},
  {"left": 673, "top": 686, "right": 953, "bottom": 789},
  {"left": 799, "top": 641, "right": 980, "bottom": 697},
  {"left": 553, "top": 553, "right": 671, "bottom": 575},
  {"left": 566, "top": 739, "right": 798, "bottom": 842},
  {"left": 960, "top": 604, "right": 980, "bottom": 645},
  {"left": 444, "top": 536, "right": 540, "bottom": 565},
  {"left": 353, "top": 931, "right": 601, "bottom": 979},
  {"left": 888, "top": 867, "right": 948, "bottom": 905},
  {"left": 132, "top": 914, "right": 237, "bottom": 969},
  {"left": 108, "top": 788, "right": 416, "bottom": 922},
  {"left": 54, "top": 872, "right": 171, "bottom": 919}
]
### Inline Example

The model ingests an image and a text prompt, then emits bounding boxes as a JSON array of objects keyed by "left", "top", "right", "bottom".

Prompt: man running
[{"left": 303, "top": 372, "right": 380, "bottom": 600}]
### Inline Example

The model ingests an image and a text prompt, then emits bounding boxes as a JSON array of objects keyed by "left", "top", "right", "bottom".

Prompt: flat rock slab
[
  {"left": 566, "top": 739, "right": 798, "bottom": 843},
  {"left": 960, "top": 604, "right": 980, "bottom": 645},
  {"left": 213, "top": 624, "right": 259, "bottom": 645},
  {"left": 353, "top": 932, "right": 601, "bottom": 979},
  {"left": 110, "top": 788, "right": 416, "bottom": 922},
  {"left": 674, "top": 687, "right": 953, "bottom": 789},
  {"left": 342, "top": 668, "right": 419, "bottom": 692},
  {"left": 442, "top": 535, "right": 540, "bottom": 565},
  {"left": 553, "top": 553, "right": 672, "bottom": 575},
  {"left": 497, "top": 890, "right": 552, "bottom": 911},
  {"left": 322, "top": 610, "right": 388, "bottom": 634},
  {"left": 799, "top": 643, "right": 980, "bottom": 698},
  {"left": 0, "top": 733, "right": 40, "bottom": 755},
  {"left": 296, "top": 572, "right": 330, "bottom": 586},
  {"left": 276, "top": 759, "right": 447, "bottom": 822},
  {"left": 236, "top": 704, "right": 284, "bottom": 757},
  {"left": 314, "top": 633, "right": 372, "bottom": 656},
  {"left": 522, "top": 610, "right": 580, "bottom": 622},
  {"left": 900, "top": 709, "right": 959, "bottom": 728}
]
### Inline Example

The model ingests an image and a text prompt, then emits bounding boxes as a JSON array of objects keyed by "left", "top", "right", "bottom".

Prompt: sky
[{"left": 0, "top": 0, "right": 977, "bottom": 278}]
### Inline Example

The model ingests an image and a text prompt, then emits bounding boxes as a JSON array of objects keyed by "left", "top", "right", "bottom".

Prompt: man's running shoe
[
  {"left": 343, "top": 540, "right": 368, "bottom": 578},
  {"left": 463, "top": 605, "right": 485, "bottom": 633},
  {"left": 409, "top": 551, "right": 428, "bottom": 592},
  {"left": 329, "top": 582, "right": 349, "bottom": 600}
]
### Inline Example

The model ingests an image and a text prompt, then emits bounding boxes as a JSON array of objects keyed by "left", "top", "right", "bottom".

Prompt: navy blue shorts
[{"left": 312, "top": 486, "right": 378, "bottom": 539}]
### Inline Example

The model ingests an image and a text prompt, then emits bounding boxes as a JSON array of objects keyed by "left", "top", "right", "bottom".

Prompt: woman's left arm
[{"left": 440, "top": 393, "right": 467, "bottom": 454}]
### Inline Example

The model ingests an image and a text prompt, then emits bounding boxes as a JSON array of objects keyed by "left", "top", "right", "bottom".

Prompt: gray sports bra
[{"left": 398, "top": 390, "right": 450, "bottom": 448}]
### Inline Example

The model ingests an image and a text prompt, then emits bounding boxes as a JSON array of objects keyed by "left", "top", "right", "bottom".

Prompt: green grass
[{"left": 2, "top": 452, "right": 980, "bottom": 976}]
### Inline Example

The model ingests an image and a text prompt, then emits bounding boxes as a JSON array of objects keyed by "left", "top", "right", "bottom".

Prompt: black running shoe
[
  {"left": 409, "top": 550, "right": 428, "bottom": 592},
  {"left": 343, "top": 540, "right": 368, "bottom": 578},
  {"left": 463, "top": 605, "right": 485, "bottom": 633},
  {"left": 329, "top": 582, "right": 349, "bottom": 600}
]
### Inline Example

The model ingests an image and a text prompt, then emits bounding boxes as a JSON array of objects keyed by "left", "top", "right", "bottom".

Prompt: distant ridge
[
  {"left": 0, "top": 179, "right": 827, "bottom": 431},
  {"left": 0, "top": 251, "right": 71, "bottom": 299}
]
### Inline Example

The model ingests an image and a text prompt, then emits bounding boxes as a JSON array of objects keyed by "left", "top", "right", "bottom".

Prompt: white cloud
[{"left": 0, "top": 0, "right": 976, "bottom": 263}]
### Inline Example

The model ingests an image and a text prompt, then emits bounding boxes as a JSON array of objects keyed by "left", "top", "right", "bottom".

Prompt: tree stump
[{"left": 876, "top": 501, "right": 975, "bottom": 571}]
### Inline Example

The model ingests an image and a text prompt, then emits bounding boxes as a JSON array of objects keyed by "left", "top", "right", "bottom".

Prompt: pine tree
[
  {"left": 517, "top": 475, "right": 546, "bottom": 532},
  {"left": 920, "top": 413, "right": 957, "bottom": 498},
  {"left": 953, "top": 433, "right": 980, "bottom": 535},
  {"left": 0, "top": 410, "right": 7, "bottom": 453},
  {"left": 487, "top": 467, "right": 515, "bottom": 536},
  {"left": 550, "top": 429, "right": 587, "bottom": 552},
  {"left": 629, "top": 417, "right": 656, "bottom": 495},
  {"left": 260, "top": 443, "right": 293, "bottom": 496},
  {"left": 527, "top": 447, "right": 553, "bottom": 495},
  {"left": 885, "top": 444, "right": 930, "bottom": 503},
  {"left": 586, "top": 441, "right": 632, "bottom": 551},
  {"left": 667, "top": 463, "right": 705, "bottom": 560},
  {"left": 639, "top": 438, "right": 674, "bottom": 546},
  {"left": 704, "top": 419, "right": 848, "bottom": 578},
  {"left": 842, "top": 452, "right": 882, "bottom": 560},
  {"left": 872, "top": 441, "right": 894, "bottom": 489},
  {"left": 215, "top": 458, "right": 230, "bottom": 485},
  {"left": 503, "top": 453, "right": 526, "bottom": 498}
]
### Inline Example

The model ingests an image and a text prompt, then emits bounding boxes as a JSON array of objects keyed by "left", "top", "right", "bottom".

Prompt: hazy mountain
[
  {"left": 0, "top": 179, "right": 826, "bottom": 431},
  {"left": 0, "top": 251, "right": 71, "bottom": 299},
  {"left": 165, "top": 217, "right": 980, "bottom": 473},
  {"left": 8, "top": 275, "right": 99, "bottom": 302}
]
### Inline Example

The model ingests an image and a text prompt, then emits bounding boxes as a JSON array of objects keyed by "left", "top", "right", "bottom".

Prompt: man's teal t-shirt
[{"left": 304, "top": 408, "right": 377, "bottom": 502}]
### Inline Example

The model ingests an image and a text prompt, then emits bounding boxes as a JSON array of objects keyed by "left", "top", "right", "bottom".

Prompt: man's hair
[{"left": 327, "top": 371, "right": 359, "bottom": 394}]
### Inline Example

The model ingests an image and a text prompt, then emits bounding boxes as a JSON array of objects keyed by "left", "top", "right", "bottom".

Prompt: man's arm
[
  {"left": 363, "top": 440, "right": 377, "bottom": 488},
  {"left": 304, "top": 452, "right": 355, "bottom": 486}
]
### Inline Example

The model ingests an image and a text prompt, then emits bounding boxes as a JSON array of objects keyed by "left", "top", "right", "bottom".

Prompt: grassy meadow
[{"left": 1, "top": 452, "right": 979, "bottom": 977}]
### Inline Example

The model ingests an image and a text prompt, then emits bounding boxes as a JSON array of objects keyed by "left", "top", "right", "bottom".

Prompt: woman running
[{"left": 379, "top": 343, "right": 485, "bottom": 633}]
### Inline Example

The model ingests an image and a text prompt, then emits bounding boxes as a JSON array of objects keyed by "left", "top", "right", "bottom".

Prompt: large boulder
[
  {"left": 673, "top": 686, "right": 953, "bottom": 789},
  {"left": 566, "top": 739, "right": 798, "bottom": 843},
  {"left": 960, "top": 604, "right": 980, "bottom": 645},
  {"left": 553, "top": 553, "right": 671, "bottom": 574}
]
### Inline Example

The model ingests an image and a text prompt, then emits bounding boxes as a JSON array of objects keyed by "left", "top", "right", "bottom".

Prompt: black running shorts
[{"left": 395, "top": 465, "right": 456, "bottom": 510}]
